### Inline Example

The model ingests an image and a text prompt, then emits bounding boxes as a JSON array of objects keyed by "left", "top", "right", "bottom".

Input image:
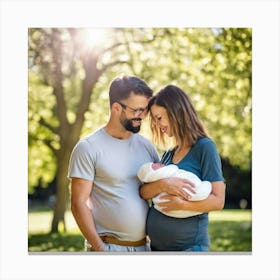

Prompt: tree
[{"left": 29, "top": 28, "right": 127, "bottom": 232}]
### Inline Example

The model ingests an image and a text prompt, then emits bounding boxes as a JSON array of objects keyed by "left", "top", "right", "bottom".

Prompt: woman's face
[{"left": 150, "top": 104, "right": 172, "bottom": 137}]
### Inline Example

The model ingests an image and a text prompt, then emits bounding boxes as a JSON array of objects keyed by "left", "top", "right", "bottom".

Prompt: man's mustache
[{"left": 131, "top": 118, "right": 142, "bottom": 122}]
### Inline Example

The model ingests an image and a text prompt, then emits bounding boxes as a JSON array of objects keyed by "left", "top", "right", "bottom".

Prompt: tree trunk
[
  {"left": 50, "top": 148, "right": 72, "bottom": 233},
  {"left": 49, "top": 29, "right": 101, "bottom": 233}
]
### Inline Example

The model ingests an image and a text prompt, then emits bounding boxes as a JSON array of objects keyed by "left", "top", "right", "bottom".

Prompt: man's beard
[{"left": 121, "top": 117, "right": 142, "bottom": 133}]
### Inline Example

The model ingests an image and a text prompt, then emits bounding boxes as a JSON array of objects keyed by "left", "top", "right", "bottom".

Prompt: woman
[{"left": 140, "top": 85, "right": 226, "bottom": 251}]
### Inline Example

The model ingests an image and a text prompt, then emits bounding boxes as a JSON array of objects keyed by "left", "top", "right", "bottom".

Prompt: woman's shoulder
[
  {"left": 192, "top": 137, "right": 218, "bottom": 153},
  {"left": 194, "top": 137, "right": 213, "bottom": 147}
]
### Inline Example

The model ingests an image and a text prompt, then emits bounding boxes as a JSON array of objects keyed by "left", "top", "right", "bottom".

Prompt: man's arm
[{"left": 70, "top": 177, "right": 105, "bottom": 251}]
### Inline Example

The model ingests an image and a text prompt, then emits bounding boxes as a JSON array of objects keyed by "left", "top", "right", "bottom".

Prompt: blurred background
[{"left": 28, "top": 28, "right": 251, "bottom": 252}]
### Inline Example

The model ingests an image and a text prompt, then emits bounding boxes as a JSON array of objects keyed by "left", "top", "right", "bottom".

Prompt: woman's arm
[
  {"left": 157, "top": 181, "right": 226, "bottom": 212},
  {"left": 140, "top": 177, "right": 195, "bottom": 200}
]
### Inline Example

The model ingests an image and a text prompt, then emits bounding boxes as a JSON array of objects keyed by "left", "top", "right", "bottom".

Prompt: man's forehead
[{"left": 126, "top": 92, "right": 149, "bottom": 102}]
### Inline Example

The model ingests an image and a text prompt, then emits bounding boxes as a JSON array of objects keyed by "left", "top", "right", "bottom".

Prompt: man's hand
[{"left": 91, "top": 242, "right": 107, "bottom": 252}]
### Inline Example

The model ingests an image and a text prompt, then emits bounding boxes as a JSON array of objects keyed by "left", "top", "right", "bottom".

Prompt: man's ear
[{"left": 112, "top": 102, "right": 121, "bottom": 114}]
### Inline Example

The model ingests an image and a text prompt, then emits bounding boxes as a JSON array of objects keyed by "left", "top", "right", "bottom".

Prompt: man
[{"left": 68, "top": 75, "right": 159, "bottom": 252}]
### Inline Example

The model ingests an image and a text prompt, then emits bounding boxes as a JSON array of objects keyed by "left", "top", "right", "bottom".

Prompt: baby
[{"left": 137, "top": 162, "right": 212, "bottom": 218}]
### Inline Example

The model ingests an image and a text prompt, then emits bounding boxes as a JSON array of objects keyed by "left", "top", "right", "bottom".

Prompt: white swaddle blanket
[{"left": 137, "top": 162, "right": 212, "bottom": 218}]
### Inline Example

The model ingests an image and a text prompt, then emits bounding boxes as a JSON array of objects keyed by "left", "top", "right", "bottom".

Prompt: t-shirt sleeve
[
  {"left": 200, "top": 140, "right": 225, "bottom": 182},
  {"left": 145, "top": 139, "right": 160, "bottom": 163},
  {"left": 67, "top": 140, "right": 96, "bottom": 182},
  {"left": 151, "top": 146, "right": 160, "bottom": 163}
]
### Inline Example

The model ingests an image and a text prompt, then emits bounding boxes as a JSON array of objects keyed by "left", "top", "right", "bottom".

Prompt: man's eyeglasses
[{"left": 117, "top": 101, "right": 148, "bottom": 116}]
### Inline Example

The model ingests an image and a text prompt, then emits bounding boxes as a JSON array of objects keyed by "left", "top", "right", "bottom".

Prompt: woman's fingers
[
  {"left": 157, "top": 195, "right": 173, "bottom": 209},
  {"left": 165, "top": 177, "right": 196, "bottom": 199},
  {"left": 183, "top": 184, "right": 196, "bottom": 195},
  {"left": 181, "top": 178, "right": 195, "bottom": 187},
  {"left": 157, "top": 195, "right": 184, "bottom": 211}
]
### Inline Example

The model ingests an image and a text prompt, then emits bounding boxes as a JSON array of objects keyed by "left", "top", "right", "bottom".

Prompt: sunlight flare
[{"left": 79, "top": 28, "right": 108, "bottom": 51}]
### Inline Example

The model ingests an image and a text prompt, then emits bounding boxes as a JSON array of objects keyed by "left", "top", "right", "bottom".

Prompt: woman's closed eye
[{"left": 154, "top": 116, "right": 161, "bottom": 122}]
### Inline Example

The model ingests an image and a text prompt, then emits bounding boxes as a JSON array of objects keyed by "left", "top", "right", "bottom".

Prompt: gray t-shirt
[{"left": 68, "top": 127, "right": 159, "bottom": 241}]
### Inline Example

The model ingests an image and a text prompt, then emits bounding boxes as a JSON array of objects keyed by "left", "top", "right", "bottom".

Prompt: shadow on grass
[
  {"left": 28, "top": 233, "right": 84, "bottom": 252},
  {"left": 209, "top": 220, "right": 252, "bottom": 252}
]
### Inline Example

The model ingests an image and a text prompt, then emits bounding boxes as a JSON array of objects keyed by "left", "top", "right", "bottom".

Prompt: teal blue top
[
  {"left": 146, "top": 137, "right": 224, "bottom": 251},
  {"left": 161, "top": 137, "right": 224, "bottom": 182}
]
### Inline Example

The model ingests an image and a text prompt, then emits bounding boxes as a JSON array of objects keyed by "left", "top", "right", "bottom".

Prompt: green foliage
[
  {"left": 28, "top": 72, "right": 58, "bottom": 191},
  {"left": 207, "top": 28, "right": 252, "bottom": 170}
]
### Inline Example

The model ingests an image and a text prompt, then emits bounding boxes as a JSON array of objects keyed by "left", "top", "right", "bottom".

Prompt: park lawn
[
  {"left": 208, "top": 210, "right": 252, "bottom": 252},
  {"left": 28, "top": 209, "right": 251, "bottom": 252}
]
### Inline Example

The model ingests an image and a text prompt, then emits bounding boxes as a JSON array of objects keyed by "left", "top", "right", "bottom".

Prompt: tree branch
[
  {"left": 99, "top": 60, "right": 128, "bottom": 74},
  {"left": 44, "top": 139, "right": 59, "bottom": 157},
  {"left": 69, "top": 54, "right": 101, "bottom": 141},
  {"left": 39, "top": 118, "right": 59, "bottom": 135}
]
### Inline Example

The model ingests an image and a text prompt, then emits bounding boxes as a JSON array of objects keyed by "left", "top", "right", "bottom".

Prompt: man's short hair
[{"left": 109, "top": 75, "right": 153, "bottom": 107}]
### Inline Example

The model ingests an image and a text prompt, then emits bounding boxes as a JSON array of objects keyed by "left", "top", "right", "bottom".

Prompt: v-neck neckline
[{"left": 171, "top": 145, "right": 192, "bottom": 165}]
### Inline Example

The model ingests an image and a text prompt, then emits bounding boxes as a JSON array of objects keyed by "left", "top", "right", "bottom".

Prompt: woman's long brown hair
[{"left": 148, "top": 85, "right": 208, "bottom": 149}]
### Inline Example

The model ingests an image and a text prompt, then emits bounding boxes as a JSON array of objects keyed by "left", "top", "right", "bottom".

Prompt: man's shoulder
[
  {"left": 74, "top": 128, "right": 104, "bottom": 152},
  {"left": 79, "top": 128, "right": 104, "bottom": 143},
  {"left": 134, "top": 133, "right": 154, "bottom": 146}
]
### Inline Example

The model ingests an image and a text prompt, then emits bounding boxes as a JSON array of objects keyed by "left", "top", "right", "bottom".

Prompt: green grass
[
  {"left": 208, "top": 210, "right": 252, "bottom": 252},
  {"left": 28, "top": 209, "right": 84, "bottom": 252},
  {"left": 28, "top": 209, "right": 252, "bottom": 252}
]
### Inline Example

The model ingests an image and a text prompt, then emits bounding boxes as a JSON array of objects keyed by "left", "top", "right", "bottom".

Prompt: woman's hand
[
  {"left": 164, "top": 177, "right": 196, "bottom": 200},
  {"left": 156, "top": 194, "right": 187, "bottom": 211},
  {"left": 140, "top": 177, "right": 195, "bottom": 200},
  {"left": 157, "top": 181, "right": 226, "bottom": 213}
]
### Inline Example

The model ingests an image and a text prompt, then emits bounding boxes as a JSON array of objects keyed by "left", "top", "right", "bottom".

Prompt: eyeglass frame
[{"left": 117, "top": 101, "right": 148, "bottom": 116}]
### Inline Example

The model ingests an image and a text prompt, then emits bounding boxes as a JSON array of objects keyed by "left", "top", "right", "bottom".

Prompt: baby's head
[
  {"left": 151, "top": 163, "right": 165, "bottom": 170},
  {"left": 138, "top": 162, "right": 164, "bottom": 182},
  {"left": 138, "top": 162, "right": 179, "bottom": 183}
]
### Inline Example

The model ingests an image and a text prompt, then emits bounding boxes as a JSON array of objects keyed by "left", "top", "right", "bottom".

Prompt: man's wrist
[{"left": 90, "top": 241, "right": 106, "bottom": 251}]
